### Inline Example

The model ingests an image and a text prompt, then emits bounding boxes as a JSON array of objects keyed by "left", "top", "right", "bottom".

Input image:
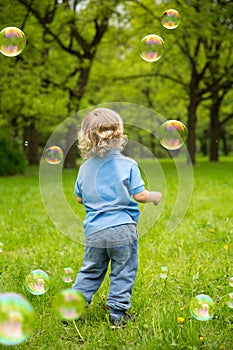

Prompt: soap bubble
[
  {"left": 39, "top": 102, "right": 194, "bottom": 245},
  {"left": 25, "top": 269, "right": 50, "bottom": 296},
  {"left": 0, "top": 27, "right": 26, "bottom": 57},
  {"left": 45, "top": 146, "right": 63, "bottom": 165},
  {"left": 229, "top": 277, "right": 233, "bottom": 287},
  {"left": 161, "top": 9, "right": 181, "bottom": 29},
  {"left": 62, "top": 267, "right": 75, "bottom": 283},
  {"left": 227, "top": 292, "right": 233, "bottom": 308},
  {"left": 158, "top": 120, "right": 188, "bottom": 150},
  {"left": 160, "top": 266, "right": 168, "bottom": 279},
  {"left": 0, "top": 293, "right": 34, "bottom": 346},
  {"left": 54, "top": 289, "right": 86, "bottom": 320},
  {"left": 190, "top": 294, "right": 215, "bottom": 321},
  {"left": 139, "top": 34, "right": 164, "bottom": 62}
]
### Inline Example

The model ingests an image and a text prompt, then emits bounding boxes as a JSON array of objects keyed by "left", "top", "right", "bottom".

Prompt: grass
[{"left": 0, "top": 158, "right": 233, "bottom": 349}]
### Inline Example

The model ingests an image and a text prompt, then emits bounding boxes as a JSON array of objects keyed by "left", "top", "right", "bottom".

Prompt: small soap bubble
[
  {"left": 160, "top": 266, "right": 168, "bottom": 279},
  {"left": 24, "top": 141, "right": 29, "bottom": 147},
  {"left": 190, "top": 294, "right": 215, "bottom": 321},
  {"left": 25, "top": 269, "right": 50, "bottom": 296},
  {"left": 229, "top": 277, "right": 233, "bottom": 287},
  {"left": 45, "top": 146, "right": 63, "bottom": 165},
  {"left": 54, "top": 289, "right": 86, "bottom": 320},
  {"left": 139, "top": 34, "right": 164, "bottom": 62},
  {"left": 0, "top": 242, "right": 3, "bottom": 253},
  {"left": 62, "top": 267, "right": 75, "bottom": 284},
  {"left": 158, "top": 120, "right": 188, "bottom": 150},
  {"left": 0, "top": 27, "right": 26, "bottom": 57},
  {"left": 161, "top": 9, "right": 181, "bottom": 29},
  {"left": 0, "top": 293, "right": 34, "bottom": 346},
  {"left": 227, "top": 292, "right": 233, "bottom": 308}
]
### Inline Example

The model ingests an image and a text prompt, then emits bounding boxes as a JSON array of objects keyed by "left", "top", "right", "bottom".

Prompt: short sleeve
[{"left": 128, "top": 163, "right": 145, "bottom": 196}]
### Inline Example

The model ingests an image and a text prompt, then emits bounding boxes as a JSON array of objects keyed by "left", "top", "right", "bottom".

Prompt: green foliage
[
  {"left": 0, "top": 130, "right": 27, "bottom": 176},
  {"left": 0, "top": 0, "right": 232, "bottom": 165}
]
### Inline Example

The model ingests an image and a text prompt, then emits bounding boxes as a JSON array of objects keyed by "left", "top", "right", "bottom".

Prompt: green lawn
[{"left": 0, "top": 159, "right": 233, "bottom": 349}]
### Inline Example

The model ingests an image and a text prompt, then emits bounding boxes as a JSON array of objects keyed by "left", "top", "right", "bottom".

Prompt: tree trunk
[
  {"left": 23, "top": 122, "right": 39, "bottom": 164},
  {"left": 150, "top": 133, "right": 156, "bottom": 156},
  {"left": 186, "top": 61, "right": 201, "bottom": 164},
  {"left": 187, "top": 98, "right": 197, "bottom": 164},
  {"left": 209, "top": 92, "right": 221, "bottom": 162},
  {"left": 64, "top": 66, "right": 92, "bottom": 168},
  {"left": 64, "top": 123, "right": 78, "bottom": 168},
  {"left": 200, "top": 140, "right": 208, "bottom": 156}
]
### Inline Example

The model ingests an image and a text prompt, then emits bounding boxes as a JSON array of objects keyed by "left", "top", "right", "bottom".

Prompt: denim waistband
[{"left": 84, "top": 224, "right": 138, "bottom": 248}]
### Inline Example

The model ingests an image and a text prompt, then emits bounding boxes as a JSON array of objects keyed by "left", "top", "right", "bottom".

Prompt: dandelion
[
  {"left": 199, "top": 335, "right": 204, "bottom": 342},
  {"left": 223, "top": 244, "right": 228, "bottom": 250},
  {"left": 219, "top": 345, "right": 225, "bottom": 350},
  {"left": 178, "top": 317, "right": 185, "bottom": 324}
]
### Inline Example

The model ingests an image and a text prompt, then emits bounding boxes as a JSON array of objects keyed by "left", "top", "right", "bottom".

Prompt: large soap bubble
[
  {"left": 45, "top": 146, "right": 64, "bottom": 165},
  {"left": 159, "top": 120, "right": 188, "bottom": 150},
  {"left": 54, "top": 289, "right": 86, "bottom": 320},
  {"left": 0, "top": 26, "right": 26, "bottom": 57},
  {"left": 161, "top": 9, "right": 181, "bottom": 29},
  {"left": 25, "top": 269, "right": 50, "bottom": 296},
  {"left": 140, "top": 34, "right": 164, "bottom": 62},
  {"left": 190, "top": 294, "right": 215, "bottom": 321},
  {"left": 0, "top": 293, "right": 34, "bottom": 346}
]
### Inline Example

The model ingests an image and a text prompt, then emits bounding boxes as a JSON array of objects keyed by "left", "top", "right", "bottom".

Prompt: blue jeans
[{"left": 72, "top": 224, "right": 138, "bottom": 317}]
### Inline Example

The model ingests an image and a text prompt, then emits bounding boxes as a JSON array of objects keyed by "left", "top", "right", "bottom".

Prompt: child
[{"left": 72, "top": 108, "right": 162, "bottom": 328}]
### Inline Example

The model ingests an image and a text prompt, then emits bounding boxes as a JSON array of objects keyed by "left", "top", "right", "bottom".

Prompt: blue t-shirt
[{"left": 74, "top": 150, "right": 145, "bottom": 236}]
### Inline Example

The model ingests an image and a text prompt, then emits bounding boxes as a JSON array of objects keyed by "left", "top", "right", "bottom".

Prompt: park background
[
  {"left": 0, "top": 0, "right": 233, "bottom": 349},
  {"left": 0, "top": 0, "right": 233, "bottom": 173}
]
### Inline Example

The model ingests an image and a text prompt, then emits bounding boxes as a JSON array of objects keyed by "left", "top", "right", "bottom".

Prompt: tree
[
  {"left": 200, "top": 0, "right": 233, "bottom": 161},
  {"left": 17, "top": 0, "right": 124, "bottom": 167},
  {"left": 1, "top": 0, "right": 232, "bottom": 167},
  {"left": 94, "top": 0, "right": 233, "bottom": 163}
]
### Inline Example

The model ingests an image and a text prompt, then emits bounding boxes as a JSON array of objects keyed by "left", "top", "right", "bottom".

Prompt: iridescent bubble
[
  {"left": 190, "top": 294, "right": 215, "bottom": 321},
  {"left": 45, "top": 146, "right": 63, "bottom": 165},
  {"left": 227, "top": 292, "right": 233, "bottom": 308},
  {"left": 139, "top": 34, "right": 164, "bottom": 62},
  {"left": 0, "top": 293, "right": 34, "bottom": 346},
  {"left": 25, "top": 269, "right": 50, "bottom": 296},
  {"left": 229, "top": 277, "right": 233, "bottom": 287},
  {"left": 62, "top": 267, "right": 75, "bottom": 284},
  {"left": 54, "top": 289, "right": 86, "bottom": 320},
  {"left": 161, "top": 9, "right": 181, "bottom": 29},
  {"left": 158, "top": 120, "right": 188, "bottom": 150},
  {"left": 160, "top": 266, "right": 168, "bottom": 279},
  {"left": 0, "top": 27, "right": 26, "bottom": 57}
]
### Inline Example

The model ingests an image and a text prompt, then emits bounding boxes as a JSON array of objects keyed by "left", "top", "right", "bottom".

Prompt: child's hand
[
  {"left": 153, "top": 192, "right": 162, "bottom": 206},
  {"left": 133, "top": 190, "right": 162, "bottom": 205}
]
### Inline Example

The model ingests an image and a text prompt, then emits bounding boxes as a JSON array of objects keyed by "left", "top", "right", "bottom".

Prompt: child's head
[{"left": 78, "top": 108, "right": 127, "bottom": 159}]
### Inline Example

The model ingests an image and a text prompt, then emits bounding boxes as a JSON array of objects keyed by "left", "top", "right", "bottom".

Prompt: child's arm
[
  {"left": 133, "top": 190, "right": 162, "bottom": 206},
  {"left": 76, "top": 196, "right": 83, "bottom": 204}
]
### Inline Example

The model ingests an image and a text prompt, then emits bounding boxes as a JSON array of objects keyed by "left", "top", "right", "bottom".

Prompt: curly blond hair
[{"left": 78, "top": 108, "right": 128, "bottom": 159}]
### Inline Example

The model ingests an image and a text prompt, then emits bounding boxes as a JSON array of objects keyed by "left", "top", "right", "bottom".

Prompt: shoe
[{"left": 110, "top": 312, "right": 135, "bottom": 329}]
